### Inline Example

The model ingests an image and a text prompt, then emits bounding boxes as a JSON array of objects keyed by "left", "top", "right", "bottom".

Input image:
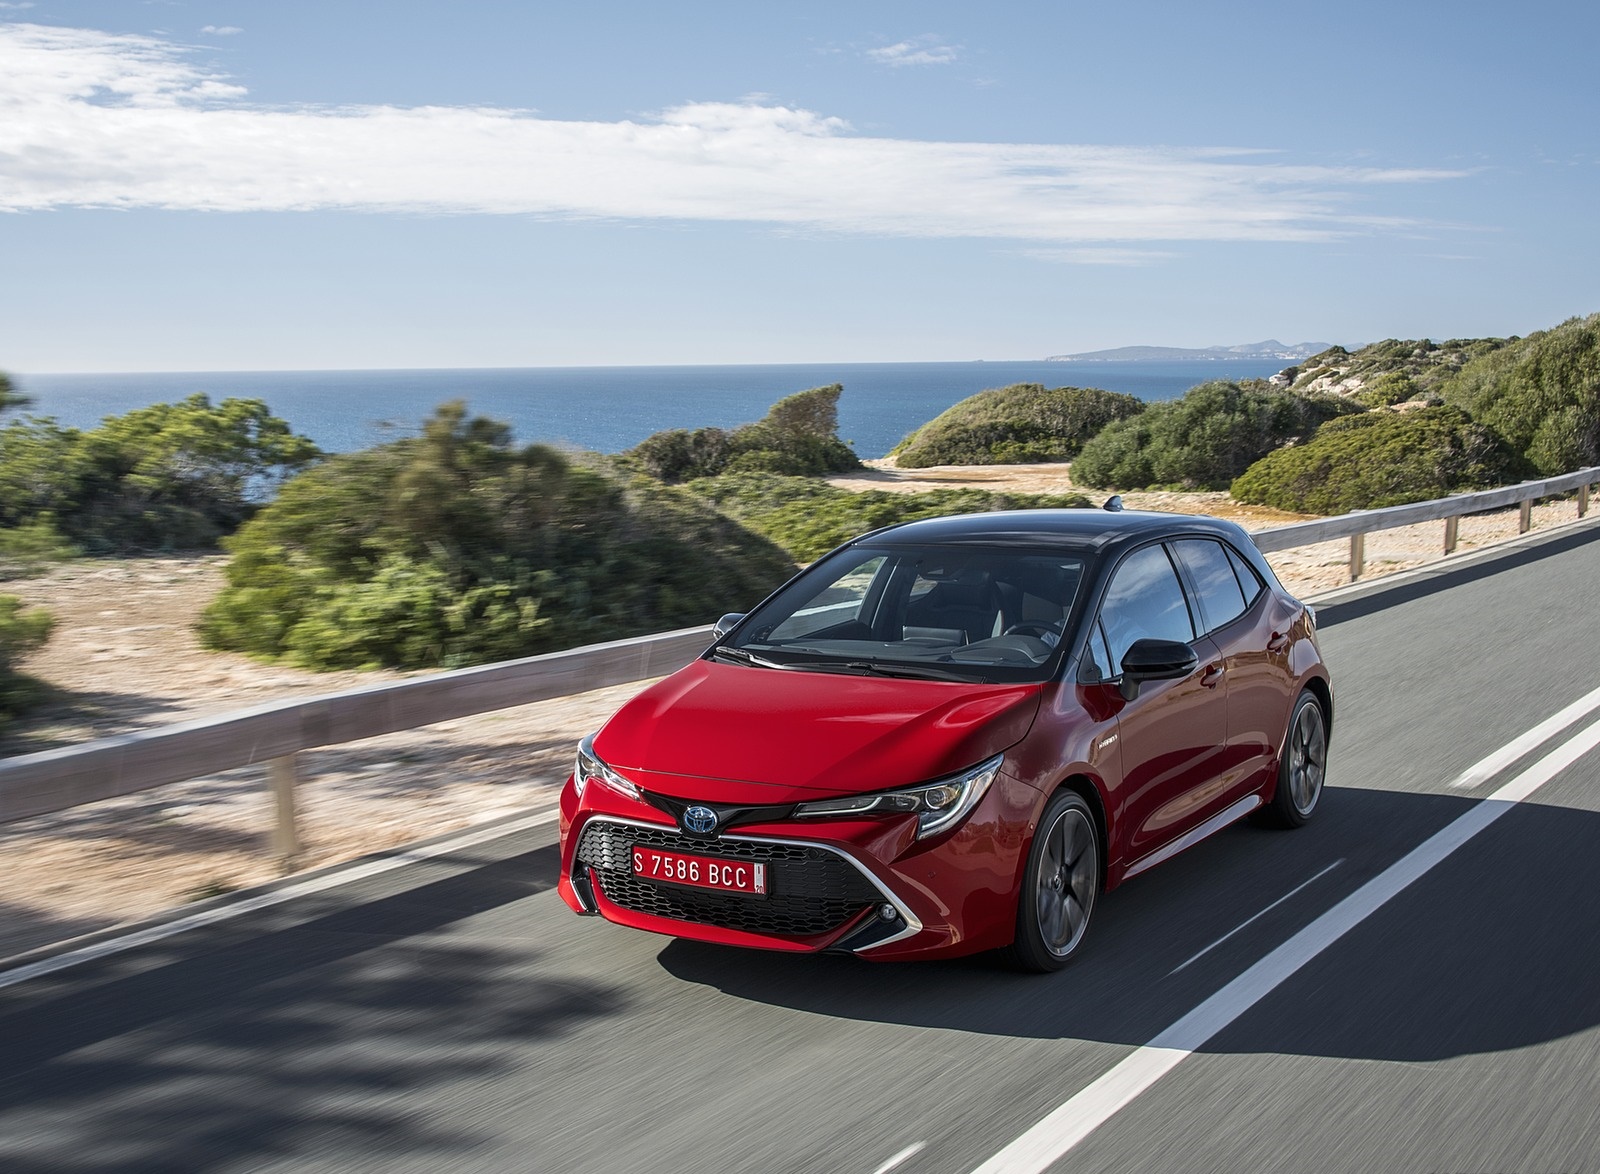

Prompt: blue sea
[{"left": 11, "top": 359, "right": 1290, "bottom": 460}]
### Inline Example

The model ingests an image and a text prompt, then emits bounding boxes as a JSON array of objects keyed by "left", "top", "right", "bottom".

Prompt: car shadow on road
[
  {"left": 0, "top": 841, "right": 625, "bottom": 1172},
  {"left": 1315, "top": 520, "right": 1600, "bottom": 629},
  {"left": 657, "top": 785, "right": 1600, "bottom": 1065}
]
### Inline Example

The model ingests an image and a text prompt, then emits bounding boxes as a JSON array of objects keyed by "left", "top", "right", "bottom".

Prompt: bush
[
  {"left": 689, "top": 471, "right": 1092, "bottom": 562},
  {"left": 1230, "top": 405, "right": 1526, "bottom": 514},
  {"left": 0, "top": 394, "right": 321, "bottom": 552},
  {"left": 1072, "top": 380, "right": 1361, "bottom": 490},
  {"left": 0, "top": 519, "right": 78, "bottom": 580},
  {"left": 889, "top": 384, "right": 1144, "bottom": 467},
  {"left": 1442, "top": 313, "right": 1600, "bottom": 475},
  {"left": 0, "top": 593, "right": 53, "bottom": 732},
  {"left": 201, "top": 402, "right": 797, "bottom": 671},
  {"left": 630, "top": 385, "right": 860, "bottom": 482}
]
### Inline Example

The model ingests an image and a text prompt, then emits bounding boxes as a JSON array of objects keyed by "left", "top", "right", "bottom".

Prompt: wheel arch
[{"left": 1301, "top": 672, "right": 1334, "bottom": 740}]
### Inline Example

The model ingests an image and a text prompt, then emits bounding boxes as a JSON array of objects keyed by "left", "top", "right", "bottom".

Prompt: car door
[
  {"left": 1093, "top": 542, "right": 1230, "bottom": 866},
  {"left": 1174, "top": 538, "right": 1299, "bottom": 793}
]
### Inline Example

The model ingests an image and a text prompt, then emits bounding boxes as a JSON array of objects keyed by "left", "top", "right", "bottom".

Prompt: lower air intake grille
[{"left": 575, "top": 820, "right": 882, "bottom": 938}]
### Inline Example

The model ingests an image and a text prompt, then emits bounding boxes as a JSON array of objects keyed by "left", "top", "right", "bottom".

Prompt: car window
[
  {"left": 1172, "top": 539, "right": 1249, "bottom": 634},
  {"left": 1098, "top": 544, "right": 1195, "bottom": 670},
  {"left": 768, "top": 555, "right": 886, "bottom": 641},
  {"left": 1080, "top": 621, "right": 1113, "bottom": 683},
  {"left": 1224, "top": 543, "right": 1266, "bottom": 607},
  {"left": 731, "top": 544, "right": 1088, "bottom": 682}
]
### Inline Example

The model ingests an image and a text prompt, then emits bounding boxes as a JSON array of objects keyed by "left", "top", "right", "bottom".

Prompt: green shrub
[
  {"left": 201, "top": 402, "right": 797, "bottom": 671},
  {"left": 1230, "top": 406, "right": 1526, "bottom": 514},
  {"left": 0, "top": 593, "right": 53, "bottom": 732},
  {"left": 630, "top": 385, "right": 860, "bottom": 482},
  {"left": 1442, "top": 313, "right": 1600, "bottom": 475},
  {"left": 1072, "top": 380, "right": 1361, "bottom": 490},
  {"left": 1356, "top": 372, "right": 1419, "bottom": 408},
  {"left": 0, "top": 394, "right": 320, "bottom": 552},
  {"left": 0, "top": 371, "right": 29, "bottom": 416},
  {"left": 0, "top": 518, "right": 78, "bottom": 580},
  {"left": 889, "top": 384, "right": 1144, "bottom": 467},
  {"left": 690, "top": 471, "right": 1091, "bottom": 562}
]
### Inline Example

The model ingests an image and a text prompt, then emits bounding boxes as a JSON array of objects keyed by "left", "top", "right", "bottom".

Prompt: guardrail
[
  {"left": 3, "top": 465, "right": 1597, "bottom": 862},
  {"left": 1248, "top": 466, "right": 1598, "bottom": 580}
]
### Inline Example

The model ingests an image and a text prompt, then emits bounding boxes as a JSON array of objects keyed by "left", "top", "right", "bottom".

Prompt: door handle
[
  {"left": 1200, "top": 664, "right": 1225, "bottom": 688},
  {"left": 1267, "top": 631, "right": 1290, "bottom": 653}
]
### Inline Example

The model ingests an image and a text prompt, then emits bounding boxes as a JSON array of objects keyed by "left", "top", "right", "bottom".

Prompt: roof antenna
[{"left": 1103, "top": 495, "right": 1124, "bottom": 512}]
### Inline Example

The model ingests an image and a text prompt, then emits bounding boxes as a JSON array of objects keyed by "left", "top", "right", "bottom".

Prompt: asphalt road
[{"left": 4, "top": 519, "right": 1600, "bottom": 1174}]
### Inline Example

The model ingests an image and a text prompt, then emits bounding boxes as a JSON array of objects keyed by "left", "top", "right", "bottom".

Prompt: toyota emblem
[{"left": 682, "top": 805, "right": 718, "bottom": 834}]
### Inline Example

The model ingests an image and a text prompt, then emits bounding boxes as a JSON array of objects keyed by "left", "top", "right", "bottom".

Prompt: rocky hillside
[{"left": 1274, "top": 337, "right": 1509, "bottom": 404}]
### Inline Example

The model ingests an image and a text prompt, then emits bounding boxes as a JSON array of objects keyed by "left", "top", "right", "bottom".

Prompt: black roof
[{"left": 856, "top": 508, "right": 1254, "bottom": 553}]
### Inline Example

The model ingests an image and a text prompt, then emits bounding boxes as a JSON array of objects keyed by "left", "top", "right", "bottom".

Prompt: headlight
[
  {"left": 793, "top": 755, "right": 1002, "bottom": 840},
  {"left": 574, "top": 734, "right": 640, "bottom": 800}
]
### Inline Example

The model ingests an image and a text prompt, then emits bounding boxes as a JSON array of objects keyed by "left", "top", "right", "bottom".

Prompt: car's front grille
[{"left": 575, "top": 820, "right": 882, "bottom": 938}]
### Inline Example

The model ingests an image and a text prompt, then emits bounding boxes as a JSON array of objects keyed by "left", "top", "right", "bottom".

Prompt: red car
[{"left": 556, "top": 507, "right": 1331, "bottom": 971}]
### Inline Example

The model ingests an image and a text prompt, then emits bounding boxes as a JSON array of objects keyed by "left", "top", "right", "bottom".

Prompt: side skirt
[{"left": 1121, "top": 793, "right": 1263, "bottom": 881}]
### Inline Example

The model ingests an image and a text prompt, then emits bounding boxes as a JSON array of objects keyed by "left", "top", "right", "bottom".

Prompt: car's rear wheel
[
  {"left": 1260, "top": 689, "right": 1327, "bottom": 828},
  {"left": 1005, "top": 790, "right": 1100, "bottom": 972}
]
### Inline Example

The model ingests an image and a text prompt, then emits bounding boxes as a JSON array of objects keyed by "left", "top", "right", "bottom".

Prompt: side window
[
  {"left": 1098, "top": 545, "right": 1195, "bottom": 670},
  {"left": 1224, "top": 543, "right": 1266, "bottom": 607},
  {"left": 1172, "top": 539, "right": 1248, "bottom": 634}
]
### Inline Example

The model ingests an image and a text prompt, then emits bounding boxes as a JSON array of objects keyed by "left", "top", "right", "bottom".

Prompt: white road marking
[
  {"left": 1167, "top": 858, "right": 1344, "bottom": 975},
  {"left": 0, "top": 808, "right": 560, "bottom": 991},
  {"left": 872, "top": 1141, "right": 926, "bottom": 1174},
  {"left": 971, "top": 711, "right": 1600, "bottom": 1174},
  {"left": 1449, "top": 680, "right": 1600, "bottom": 788}
]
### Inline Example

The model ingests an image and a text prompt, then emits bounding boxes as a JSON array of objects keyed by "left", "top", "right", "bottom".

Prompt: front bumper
[{"left": 556, "top": 768, "right": 1040, "bottom": 960}]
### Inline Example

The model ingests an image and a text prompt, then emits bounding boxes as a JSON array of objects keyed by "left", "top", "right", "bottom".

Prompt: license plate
[{"left": 631, "top": 846, "right": 767, "bottom": 896}]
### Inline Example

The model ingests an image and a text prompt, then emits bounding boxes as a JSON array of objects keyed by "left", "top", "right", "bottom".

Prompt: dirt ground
[{"left": 0, "top": 468, "right": 1588, "bottom": 959}]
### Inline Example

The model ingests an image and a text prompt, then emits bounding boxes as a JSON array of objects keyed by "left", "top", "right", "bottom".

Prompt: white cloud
[
  {"left": 200, "top": 25, "right": 242, "bottom": 36},
  {"left": 1021, "top": 248, "right": 1180, "bottom": 266},
  {"left": 866, "top": 36, "right": 959, "bottom": 67},
  {"left": 0, "top": 23, "right": 1465, "bottom": 246}
]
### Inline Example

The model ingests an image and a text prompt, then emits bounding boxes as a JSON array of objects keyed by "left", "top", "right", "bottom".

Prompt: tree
[
  {"left": 1071, "top": 381, "right": 1360, "bottom": 490},
  {"left": 0, "top": 371, "right": 30, "bottom": 416}
]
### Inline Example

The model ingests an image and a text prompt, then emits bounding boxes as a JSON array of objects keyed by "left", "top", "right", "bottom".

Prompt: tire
[
  {"left": 1004, "top": 790, "right": 1100, "bottom": 972},
  {"left": 1259, "top": 689, "right": 1328, "bottom": 829}
]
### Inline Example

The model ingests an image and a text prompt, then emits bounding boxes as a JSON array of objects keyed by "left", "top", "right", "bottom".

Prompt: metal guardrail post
[
  {"left": 268, "top": 754, "right": 301, "bottom": 870},
  {"left": 1444, "top": 516, "right": 1459, "bottom": 555},
  {"left": 1519, "top": 500, "right": 1533, "bottom": 533},
  {"left": 1349, "top": 533, "right": 1364, "bottom": 582},
  {"left": 1581, "top": 483, "right": 1590, "bottom": 517}
]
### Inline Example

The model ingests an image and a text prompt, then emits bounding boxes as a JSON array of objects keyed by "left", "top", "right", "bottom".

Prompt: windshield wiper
[
  {"left": 837, "top": 661, "right": 988, "bottom": 684},
  {"left": 710, "top": 646, "right": 796, "bottom": 671}
]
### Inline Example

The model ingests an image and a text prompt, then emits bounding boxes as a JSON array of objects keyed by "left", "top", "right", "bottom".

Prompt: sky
[{"left": 1, "top": 0, "right": 1597, "bottom": 372}]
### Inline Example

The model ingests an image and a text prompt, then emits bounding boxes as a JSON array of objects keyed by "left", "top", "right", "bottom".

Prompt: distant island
[{"left": 1045, "top": 340, "right": 1334, "bottom": 363}]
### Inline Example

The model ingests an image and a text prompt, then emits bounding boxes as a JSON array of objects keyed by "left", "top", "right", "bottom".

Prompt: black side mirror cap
[
  {"left": 712, "top": 613, "right": 746, "bottom": 640},
  {"left": 1117, "top": 638, "right": 1199, "bottom": 700}
]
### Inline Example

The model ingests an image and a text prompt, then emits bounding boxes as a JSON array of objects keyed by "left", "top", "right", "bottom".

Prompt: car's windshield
[{"left": 721, "top": 544, "right": 1087, "bottom": 682}]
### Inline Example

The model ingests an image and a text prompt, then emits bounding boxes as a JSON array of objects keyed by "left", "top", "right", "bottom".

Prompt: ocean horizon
[{"left": 11, "top": 359, "right": 1291, "bottom": 461}]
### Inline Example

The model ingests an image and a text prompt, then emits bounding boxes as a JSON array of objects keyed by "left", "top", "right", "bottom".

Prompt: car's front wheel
[{"left": 1006, "top": 789, "right": 1100, "bottom": 972}]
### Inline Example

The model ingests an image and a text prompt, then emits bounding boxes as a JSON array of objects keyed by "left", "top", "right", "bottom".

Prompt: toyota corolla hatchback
[{"left": 557, "top": 508, "right": 1331, "bottom": 970}]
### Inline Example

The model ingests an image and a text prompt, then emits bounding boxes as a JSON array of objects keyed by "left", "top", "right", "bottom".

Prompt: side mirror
[
  {"left": 1117, "top": 638, "right": 1199, "bottom": 700},
  {"left": 712, "top": 612, "right": 746, "bottom": 640}
]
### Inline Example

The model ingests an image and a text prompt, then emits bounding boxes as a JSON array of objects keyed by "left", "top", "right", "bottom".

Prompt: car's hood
[{"left": 593, "top": 659, "right": 1042, "bottom": 802}]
